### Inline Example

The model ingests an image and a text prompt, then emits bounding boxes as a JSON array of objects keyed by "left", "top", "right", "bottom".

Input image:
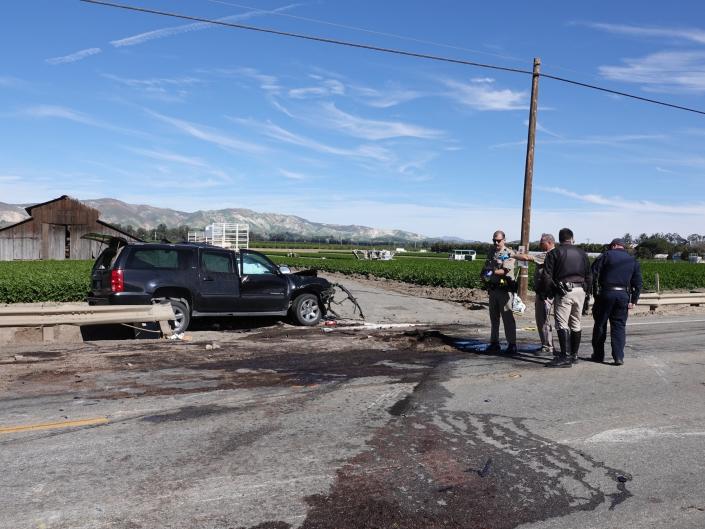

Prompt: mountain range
[{"left": 0, "top": 197, "right": 432, "bottom": 242}]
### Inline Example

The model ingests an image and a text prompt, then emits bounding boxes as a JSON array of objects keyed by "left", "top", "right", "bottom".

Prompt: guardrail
[
  {"left": 639, "top": 292, "right": 705, "bottom": 310},
  {"left": 0, "top": 303, "right": 175, "bottom": 337}
]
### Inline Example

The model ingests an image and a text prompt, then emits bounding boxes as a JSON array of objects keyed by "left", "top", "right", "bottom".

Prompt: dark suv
[{"left": 84, "top": 234, "right": 334, "bottom": 333}]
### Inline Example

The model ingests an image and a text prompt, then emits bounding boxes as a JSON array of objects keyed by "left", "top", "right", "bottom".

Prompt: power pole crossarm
[{"left": 519, "top": 57, "right": 541, "bottom": 301}]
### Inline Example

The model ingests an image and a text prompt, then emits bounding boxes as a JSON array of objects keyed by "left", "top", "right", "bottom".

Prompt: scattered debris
[{"left": 479, "top": 457, "right": 493, "bottom": 477}]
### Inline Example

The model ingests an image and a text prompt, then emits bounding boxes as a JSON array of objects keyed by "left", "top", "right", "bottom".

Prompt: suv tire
[
  {"left": 291, "top": 293, "right": 322, "bottom": 326},
  {"left": 164, "top": 298, "right": 190, "bottom": 333}
]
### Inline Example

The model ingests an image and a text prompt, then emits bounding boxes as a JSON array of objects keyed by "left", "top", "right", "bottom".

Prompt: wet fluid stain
[
  {"left": 241, "top": 360, "right": 632, "bottom": 529},
  {"left": 388, "top": 394, "right": 413, "bottom": 416},
  {"left": 141, "top": 405, "right": 234, "bottom": 423}
]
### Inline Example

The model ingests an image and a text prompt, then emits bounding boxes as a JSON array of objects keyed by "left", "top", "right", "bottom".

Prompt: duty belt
[{"left": 562, "top": 282, "right": 584, "bottom": 288}]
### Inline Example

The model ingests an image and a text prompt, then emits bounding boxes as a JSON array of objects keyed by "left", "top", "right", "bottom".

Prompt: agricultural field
[
  {"left": 0, "top": 260, "right": 92, "bottom": 303},
  {"left": 1, "top": 256, "right": 704, "bottom": 304}
]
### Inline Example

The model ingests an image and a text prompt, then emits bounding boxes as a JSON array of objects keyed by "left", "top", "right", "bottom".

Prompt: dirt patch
[{"left": 0, "top": 326, "right": 478, "bottom": 399}]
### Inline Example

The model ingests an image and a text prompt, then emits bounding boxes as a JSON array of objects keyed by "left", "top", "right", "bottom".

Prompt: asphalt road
[{"left": 1, "top": 283, "right": 704, "bottom": 529}]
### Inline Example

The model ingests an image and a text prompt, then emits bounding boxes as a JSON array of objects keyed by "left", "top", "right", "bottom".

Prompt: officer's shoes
[
  {"left": 589, "top": 355, "right": 604, "bottom": 363},
  {"left": 546, "top": 356, "right": 572, "bottom": 368},
  {"left": 570, "top": 354, "right": 579, "bottom": 364},
  {"left": 506, "top": 343, "right": 518, "bottom": 355},
  {"left": 485, "top": 342, "right": 501, "bottom": 354}
]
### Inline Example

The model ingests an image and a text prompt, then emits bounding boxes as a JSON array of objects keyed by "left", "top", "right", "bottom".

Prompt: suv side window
[
  {"left": 127, "top": 249, "right": 182, "bottom": 270},
  {"left": 201, "top": 251, "right": 234, "bottom": 274},
  {"left": 242, "top": 253, "right": 277, "bottom": 275}
]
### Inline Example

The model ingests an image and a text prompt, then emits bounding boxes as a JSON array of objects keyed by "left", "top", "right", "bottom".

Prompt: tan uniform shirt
[{"left": 482, "top": 247, "right": 516, "bottom": 288}]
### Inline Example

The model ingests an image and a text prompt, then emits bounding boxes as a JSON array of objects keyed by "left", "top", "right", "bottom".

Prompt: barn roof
[
  {"left": 1, "top": 196, "right": 141, "bottom": 241},
  {"left": 24, "top": 194, "right": 99, "bottom": 217},
  {"left": 0, "top": 217, "right": 32, "bottom": 233},
  {"left": 97, "top": 220, "right": 143, "bottom": 241}
]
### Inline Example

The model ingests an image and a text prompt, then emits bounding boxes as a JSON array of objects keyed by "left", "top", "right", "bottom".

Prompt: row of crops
[
  {"left": 0, "top": 260, "right": 93, "bottom": 303},
  {"left": 1, "top": 255, "right": 704, "bottom": 304}
]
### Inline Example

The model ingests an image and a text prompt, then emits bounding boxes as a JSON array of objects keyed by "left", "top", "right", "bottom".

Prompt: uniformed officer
[
  {"left": 481, "top": 230, "right": 517, "bottom": 355},
  {"left": 515, "top": 233, "right": 557, "bottom": 354},
  {"left": 590, "top": 238, "right": 643, "bottom": 366},
  {"left": 541, "top": 228, "right": 592, "bottom": 367}
]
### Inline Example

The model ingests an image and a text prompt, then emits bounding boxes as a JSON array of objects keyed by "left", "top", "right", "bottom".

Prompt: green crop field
[
  {"left": 0, "top": 260, "right": 93, "bottom": 303},
  {"left": 1, "top": 257, "right": 703, "bottom": 304}
]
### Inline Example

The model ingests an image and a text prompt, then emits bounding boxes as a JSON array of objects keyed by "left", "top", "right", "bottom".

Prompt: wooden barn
[{"left": 0, "top": 195, "right": 140, "bottom": 261}]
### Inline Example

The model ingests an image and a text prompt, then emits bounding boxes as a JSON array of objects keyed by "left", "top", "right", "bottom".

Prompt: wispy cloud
[
  {"left": 46, "top": 47, "right": 102, "bottom": 65},
  {"left": 491, "top": 132, "right": 667, "bottom": 149},
  {"left": 279, "top": 169, "right": 308, "bottom": 180},
  {"left": 288, "top": 75, "right": 345, "bottom": 99},
  {"left": 234, "top": 117, "right": 394, "bottom": 163},
  {"left": 317, "top": 103, "right": 443, "bottom": 140},
  {"left": 0, "top": 76, "right": 25, "bottom": 88},
  {"left": 583, "top": 22, "right": 705, "bottom": 45},
  {"left": 126, "top": 147, "right": 209, "bottom": 168},
  {"left": 352, "top": 84, "right": 423, "bottom": 108},
  {"left": 19, "top": 105, "right": 149, "bottom": 138},
  {"left": 147, "top": 110, "right": 267, "bottom": 154},
  {"left": 0, "top": 175, "right": 21, "bottom": 182},
  {"left": 202, "top": 67, "right": 282, "bottom": 96},
  {"left": 110, "top": 5, "right": 300, "bottom": 47},
  {"left": 599, "top": 51, "right": 705, "bottom": 93},
  {"left": 443, "top": 77, "right": 527, "bottom": 111},
  {"left": 22, "top": 105, "right": 104, "bottom": 126},
  {"left": 541, "top": 186, "right": 705, "bottom": 215},
  {"left": 126, "top": 147, "right": 234, "bottom": 181},
  {"left": 103, "top": 74, "right": 205, "bottom": 102}
]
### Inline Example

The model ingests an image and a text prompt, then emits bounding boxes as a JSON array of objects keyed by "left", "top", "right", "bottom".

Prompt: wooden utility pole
[{"left": 518, "top": 57, "right": 541, "bottom": 300}]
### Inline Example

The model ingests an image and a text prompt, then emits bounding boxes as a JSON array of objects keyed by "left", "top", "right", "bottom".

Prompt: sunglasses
[{"left": 492, "top": 239, "right": 504, "bottom": 243}]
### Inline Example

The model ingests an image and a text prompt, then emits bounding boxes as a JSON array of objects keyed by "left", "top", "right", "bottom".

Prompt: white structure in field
[{"left": 188, "top": 223, "right": 249, "bottom": 249}]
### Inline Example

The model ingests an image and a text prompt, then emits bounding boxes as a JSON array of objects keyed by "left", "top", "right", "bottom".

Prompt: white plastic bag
[{"left": 511, "top": 293, "right": 526, "bottom": 314}]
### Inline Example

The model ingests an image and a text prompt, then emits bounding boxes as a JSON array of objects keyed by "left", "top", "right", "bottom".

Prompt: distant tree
[
  {"left": 636, "top": 236, "right": 672, "bottom": 259},
  {"left": 622, "top": 233, "right": 633, "bottom": 246}
]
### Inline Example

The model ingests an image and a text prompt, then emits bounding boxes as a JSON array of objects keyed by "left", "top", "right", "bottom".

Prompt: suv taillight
[{"left": 111, "top": 269, "right": 124, "bottom": 292}]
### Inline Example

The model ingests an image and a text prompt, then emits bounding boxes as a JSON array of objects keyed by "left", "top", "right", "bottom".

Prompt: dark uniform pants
[
  {"left": 591, "top": 290, "right": 629, "bottom": 362},
  {"left": 488, "top": 288, "right": 516, "bottom": 344}
]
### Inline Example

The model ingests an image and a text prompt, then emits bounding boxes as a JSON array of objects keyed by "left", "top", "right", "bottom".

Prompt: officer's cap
[{"left": 610, "top": 238, "right": 626, "bottom": 247}]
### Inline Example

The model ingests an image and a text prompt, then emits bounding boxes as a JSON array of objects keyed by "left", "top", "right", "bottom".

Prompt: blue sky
[{"left": 1, "top": 0, "right": 705, "bottom": 242}]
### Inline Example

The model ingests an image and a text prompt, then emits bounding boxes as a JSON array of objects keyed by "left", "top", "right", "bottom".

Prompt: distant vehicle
[
  {"left": 352, "top": 249, "right": 395, "bottom": 260},
  {"left": 449, "top": 249, "right": 477, "bottom": 261},
  {"left": 83, "top": 234, "right": 335, "bottom": 333}
]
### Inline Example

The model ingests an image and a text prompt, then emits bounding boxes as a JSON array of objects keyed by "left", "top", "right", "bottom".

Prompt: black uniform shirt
[
  {"left": 591, "top": 248, "right": 643, "bottom": 303},
  {"left": 542, "top": 243, "right": 592, "bottom": 294}
]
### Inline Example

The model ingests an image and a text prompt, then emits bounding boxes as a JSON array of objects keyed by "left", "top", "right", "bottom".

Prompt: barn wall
[
  {"left": 0, "top": 221, "right": 40, "bottom": 260},
  {"left": 0, "top": 197, "right": 139, "bottom": 261}
]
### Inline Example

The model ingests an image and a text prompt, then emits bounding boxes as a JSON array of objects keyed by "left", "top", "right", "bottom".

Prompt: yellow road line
[{"left": 0, "top": 417, "right": 109, "bottom": 435}]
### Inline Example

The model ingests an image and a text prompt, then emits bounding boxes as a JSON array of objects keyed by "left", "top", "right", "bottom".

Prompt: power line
[
  {"left": 81, "top": 0, "right": 705, "bottom": 117},
  {"left": 540, "top": 73, "right": 705, "bottom": 116},
  {"left": 80, "top": 0, "right": 533, "bottom": 75},
  {"left": 204, "top": 0, "right": 528, "bottom": 64}
]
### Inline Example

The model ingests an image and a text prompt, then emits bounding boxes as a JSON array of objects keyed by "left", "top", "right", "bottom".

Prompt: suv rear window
[
  {"left": 201, "top": 251, "right": 234, "bottom": 273},
  {"left": 126, "top": 249, "right": 185, "bottom": 270}
]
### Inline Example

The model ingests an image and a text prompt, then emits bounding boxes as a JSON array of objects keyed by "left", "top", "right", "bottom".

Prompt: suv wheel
[
  {"left": 291, "top": 293, "right": 322, "bottom": 326},
  {"left": 165, "top": 298, "right": 190, "bottom": 333}
]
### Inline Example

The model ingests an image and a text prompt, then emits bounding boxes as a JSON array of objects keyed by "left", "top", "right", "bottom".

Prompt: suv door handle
[{"left": 203, "top": 277, "right": 215, "bottom": 282}]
